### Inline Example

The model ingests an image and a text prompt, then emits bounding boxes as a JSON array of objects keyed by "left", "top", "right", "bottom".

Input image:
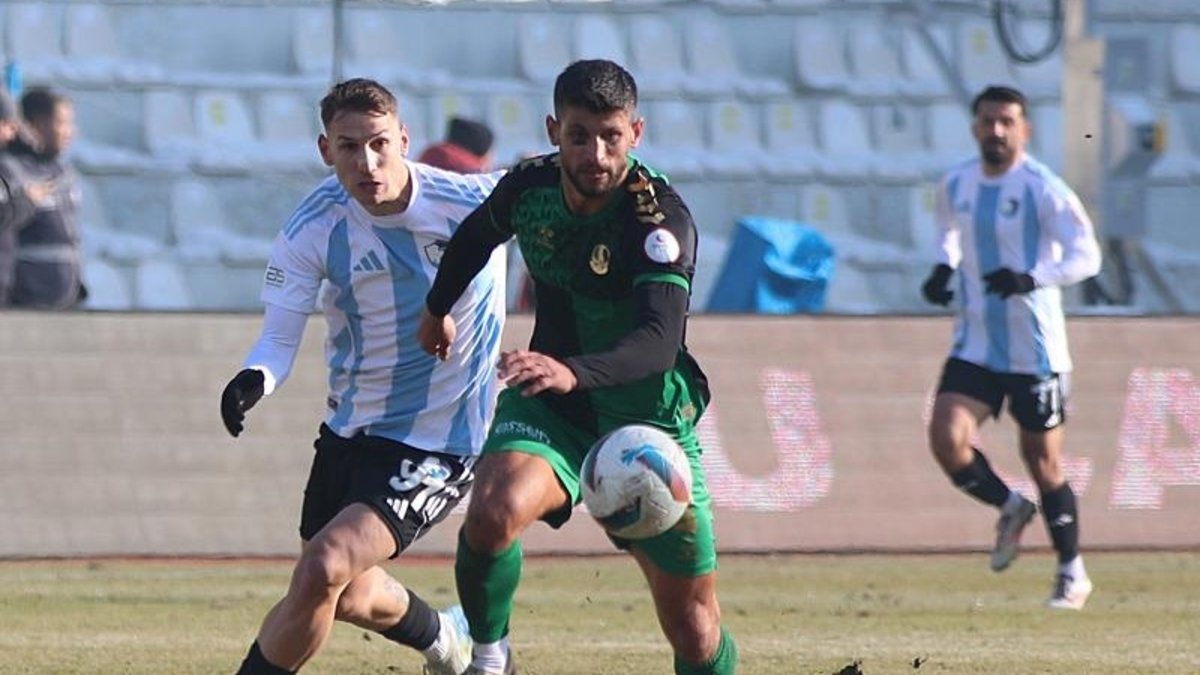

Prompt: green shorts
[{"left": 484, "top": 388, "right": 717, "bottom": 577}]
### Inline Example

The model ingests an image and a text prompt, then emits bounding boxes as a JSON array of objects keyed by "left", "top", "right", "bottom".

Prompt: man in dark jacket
[{"left": 7, "top": 87, "right": 83, "bottom": 309}]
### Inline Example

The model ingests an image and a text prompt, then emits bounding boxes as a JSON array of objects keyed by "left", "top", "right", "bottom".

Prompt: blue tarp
[{"left": 706, "top": 216, "right": 835, "bottom": 314}]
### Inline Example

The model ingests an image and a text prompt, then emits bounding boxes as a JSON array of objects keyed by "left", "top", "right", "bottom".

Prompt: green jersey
[{"left": 479, "top": 153, "right": 708, "bottom": 435}]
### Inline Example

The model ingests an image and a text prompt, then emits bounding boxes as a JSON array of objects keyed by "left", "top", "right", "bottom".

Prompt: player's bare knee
[
  {"left": 293, "top": 542, "right": 355, "bottom": 599},
  {"left": 666, "top": 615, "right": 722, "bottom": 665},
  {"left": 464, "top": 501, "right": 522, "bottom": 552}
]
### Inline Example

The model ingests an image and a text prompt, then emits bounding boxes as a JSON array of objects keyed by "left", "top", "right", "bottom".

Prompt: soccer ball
[{"left": 581, "top": 424, "right": 693, "bottom": 540}]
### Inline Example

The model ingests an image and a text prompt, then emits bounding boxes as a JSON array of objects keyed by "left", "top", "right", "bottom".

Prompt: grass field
[{"left": 1, "top": 551, "right": 1197, "bottom": 674}]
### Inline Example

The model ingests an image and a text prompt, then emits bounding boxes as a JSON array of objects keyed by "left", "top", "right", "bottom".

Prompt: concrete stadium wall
[{"left": 1, "top": 312, "right": 1197, "bottom": 558}]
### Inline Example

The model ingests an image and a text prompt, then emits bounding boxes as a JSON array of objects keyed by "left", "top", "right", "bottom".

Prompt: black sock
[
  {"left": 949, "top": 448, "right": 1011, "bottom": 508},
  {"left": 379, "top": 588, "right": 441, "bottom": 651},
  {"left": 1040, "top": 482, "right": 1080, "bottom": 564},
  {"left": 236, "top": 642, "right": 294, "bottom": 675}
]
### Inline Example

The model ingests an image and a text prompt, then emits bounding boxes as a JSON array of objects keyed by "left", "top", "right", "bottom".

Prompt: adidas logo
[{"left": 352, "top": 250, "right": 386, "bottom": 272}]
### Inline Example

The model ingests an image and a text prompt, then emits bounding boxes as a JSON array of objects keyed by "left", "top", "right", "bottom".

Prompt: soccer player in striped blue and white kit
[
  {"left": 921, "top": 86, "right": 1101, "bottom": 610},
  {"left": 219, "top": 79, "right": 505, "bottom": 675}
]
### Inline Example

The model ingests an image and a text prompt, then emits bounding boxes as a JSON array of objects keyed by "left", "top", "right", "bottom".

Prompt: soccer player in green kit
[{"left": 417, "top": 59, "right": 737, "bottom": 675}]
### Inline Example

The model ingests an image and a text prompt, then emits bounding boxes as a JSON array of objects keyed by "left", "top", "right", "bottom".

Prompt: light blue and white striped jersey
[
  {"left": 933, "top": 155, "right": 1101, "bottom": 376},
  {"left": 260, "top": 162, "right": 505, "bottom": 455}
]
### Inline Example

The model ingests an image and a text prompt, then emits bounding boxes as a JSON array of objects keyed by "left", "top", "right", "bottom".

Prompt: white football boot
[
  {"left": 990, "top": 496, "right": 1038, "bottom": 572},
  {"left": 423, "top": 605, "right": 473, "bottom": 675},
  {"left": 1045, "top": 573, "right": 1094, "bottom": 610}
]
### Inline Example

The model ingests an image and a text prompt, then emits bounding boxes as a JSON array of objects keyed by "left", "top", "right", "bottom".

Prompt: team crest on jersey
[
  {"left": 589, "top": 244, "right": 611, "bottom": 275},
  {"left": 1001, "top": 197, "right": 1020, "bottom": 217},
  {"left": 644, "top": 228, "right": 681, "bottom": 263},
  {"left": 424, "top": 240, "right": 449, "bottom": 267}
]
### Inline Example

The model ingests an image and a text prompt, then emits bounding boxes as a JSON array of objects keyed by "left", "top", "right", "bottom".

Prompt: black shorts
[
  {"left": 936, "top": 358, "right": 1068, "bottom": 432},
  {"left": 299, "top": 424, "right": 475, "bottom": 558}
]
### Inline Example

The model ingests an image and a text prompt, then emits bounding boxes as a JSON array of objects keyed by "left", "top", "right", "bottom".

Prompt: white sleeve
[
  {"left": 934, "top": 178, "right": 962, "bottom": 268},
  {"left": 242, "top": 303, "right": 309, "bottom": 396},
  {"left": 261, "top": 231, "right": 323, "bottom": 314},
  {"left": 1030, "top": 184, "right": 1102, "bottom": 288}
]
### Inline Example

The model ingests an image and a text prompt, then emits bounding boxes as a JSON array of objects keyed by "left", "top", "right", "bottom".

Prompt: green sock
[
  {"left": 455, "top": 527, "right": 523, "bottom": 643},
  {"left": 675, "top": 627, "right": 738, "bottom": 675}
]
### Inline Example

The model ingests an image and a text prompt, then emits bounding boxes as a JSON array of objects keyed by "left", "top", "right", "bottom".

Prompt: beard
[
  {"left": 981, "top": 140, "right": 1011, "bottom": 167},
  {"left": 563, "top": 163, "right": 615, "bottom": 199}
]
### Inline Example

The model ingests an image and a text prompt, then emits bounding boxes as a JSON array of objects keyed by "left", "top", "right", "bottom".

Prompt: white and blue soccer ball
[{"left": 581, "top": 424, "right": 693, "bottom": 540}]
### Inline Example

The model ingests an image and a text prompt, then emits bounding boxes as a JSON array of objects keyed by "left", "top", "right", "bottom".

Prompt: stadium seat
[
  {"left": 143, "top": 89, "right": 200, "bottom": 164},
  {"left": 290, "top": 7, "right": 333, "bottom": 77},
  {"left": 62, "top": 3, "right": 165, "bottom": 85},
  {"left": 347, "top": 9, "right": 449, "bottom": 91},
  {"left": 134, "top": 259, "right": 193, "bottom": 310},
  {"left": 627, "top": 15, "right": 691, "bottom": 97},
  {"left": 5, "top": 3, "right": 64, "bottom": 81},
  {"left": 899, "top": 25, "right": 952, "bottom": 99},
  {"left": 683, "top": 15, "right": 789, "bottom": 99},
  {"left": 82, "top": 257, "right": 133, "bottom": 311},
  {"left": 704, "top": 100, "right": 764, "bottom": 178},
  {"left": 846, "top": 21, "right": 905, "bottom": 98},
  {"left": 573, "top": 14, "right": 626, "bottom": 64},
  {"left": 518, "top": 14, "right": 571, "bottom": 84},
  {"left": 814, "top": 98, "right": 876, "bottom": 180},
  {"left": 1169, "top": 25, "right": 1200, "bottom": 94},
  {"left": 793, "top": 16, "right": 852, "bottom": 94},
  {"left": 170, "top": 179, "right": 273, "bottom": 265},
  {"left": 870, "top": 102, "right": 927, "bottom": 182},
  {"left": 256, "top": 91, "right": 323, "bottom": 171},
  {"left": 925, "top": 102, "right": 976, "bottom": 175},
  {"left": 956, "top": 19, "right": 1018, "bottom": 93},
  {"left": 800, "top": 183, "right": 852, "bottom": 235},
  {"left": 761, "top": 99, "right": 820, "bottom": 179},
  {"left": 485, "top": 93, "right": 550, "bottom": 164},
  {"left": 637, "top": 100, "right": 706, "bottom": 180},
  {"left": 192, "top": 90, "right": 257, "bottom": 173}
]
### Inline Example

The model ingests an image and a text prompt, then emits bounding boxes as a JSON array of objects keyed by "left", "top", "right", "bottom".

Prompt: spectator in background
[
  {"left": 6, "top": 87, "right": 83, "bottom": 309},
  {"left": 418, "top": 116, "right": 495, "bottom": 173},
  {"left": 0, "top": 89, "right": 29, "bottom": 306}
]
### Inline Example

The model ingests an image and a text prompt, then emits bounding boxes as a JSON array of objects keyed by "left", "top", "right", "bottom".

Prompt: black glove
[
  {"left": 920, "top": 264, "right": 955, "bottom": 306},
  {"left": 220, "top": 368, "right": 265, "bottom": 437},
  {"left": 983, "top": 268, "right": 1036, "bottom": 299}
]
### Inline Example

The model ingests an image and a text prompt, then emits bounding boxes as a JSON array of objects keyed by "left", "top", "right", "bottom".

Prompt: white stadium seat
[
  {"left": 815, "top": 98, "right": 876, "bottom": 180},
  {"left": 134, "top": 259, "right": 193, "bottom": 310},
  {"left": 518, "top": 14, "right": 571, "bottom": 84},
  {"left": 627, "top": 15, "right": 691, "bottom": 96},
  {"left": 847, "top": 21, "right": 905, "bottom": 98},
  {"left": 762, "top": 99, "right": 820, "bottom": 179},
  {"left": 793, "top": 17, "right": 852, "bottom": 94},
  {"left": 573, "top": 14, "right": 626, "bottom": 64},
  {"left": 82, "top": 257, "right": 133, "bottom": 311},
  {"left": 705, "top": 100, "right": 764, "bottom": 178}
]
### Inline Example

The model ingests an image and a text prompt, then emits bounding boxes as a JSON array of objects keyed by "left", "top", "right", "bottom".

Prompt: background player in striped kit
[
  {"left": 219, "top": 78, "right": 506, "bottom": 675},
  {"left": 920, "top": 85, "right": 1102, "bottom": 610}
]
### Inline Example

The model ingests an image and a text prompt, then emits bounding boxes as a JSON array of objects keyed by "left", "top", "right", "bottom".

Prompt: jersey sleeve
[
  {"left": 1030, "top": 180, "right": 1102, "bottom": 288},
  {"left": 260, "top": 231, "right": 324, "bottom": 314},
  {"left": 624, "top": 172, "right": 696, "bottom": 292},
  {"left": 934, "top": 175, "right": 963, "bottom": 269}
]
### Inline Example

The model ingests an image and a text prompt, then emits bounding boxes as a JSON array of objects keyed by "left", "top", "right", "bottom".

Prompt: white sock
[
  {"left": 472, "top": 637, "right": 510, "bottom": 672},
  {"left": 1002, "top": 490, "right": 1025, "bottom": 512},
  {"left": 1060, "top": 555, "right": 1086, "bottom": 580},
  {"left": 421, "top": 612, "right": 452, "bottom": 662}
]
